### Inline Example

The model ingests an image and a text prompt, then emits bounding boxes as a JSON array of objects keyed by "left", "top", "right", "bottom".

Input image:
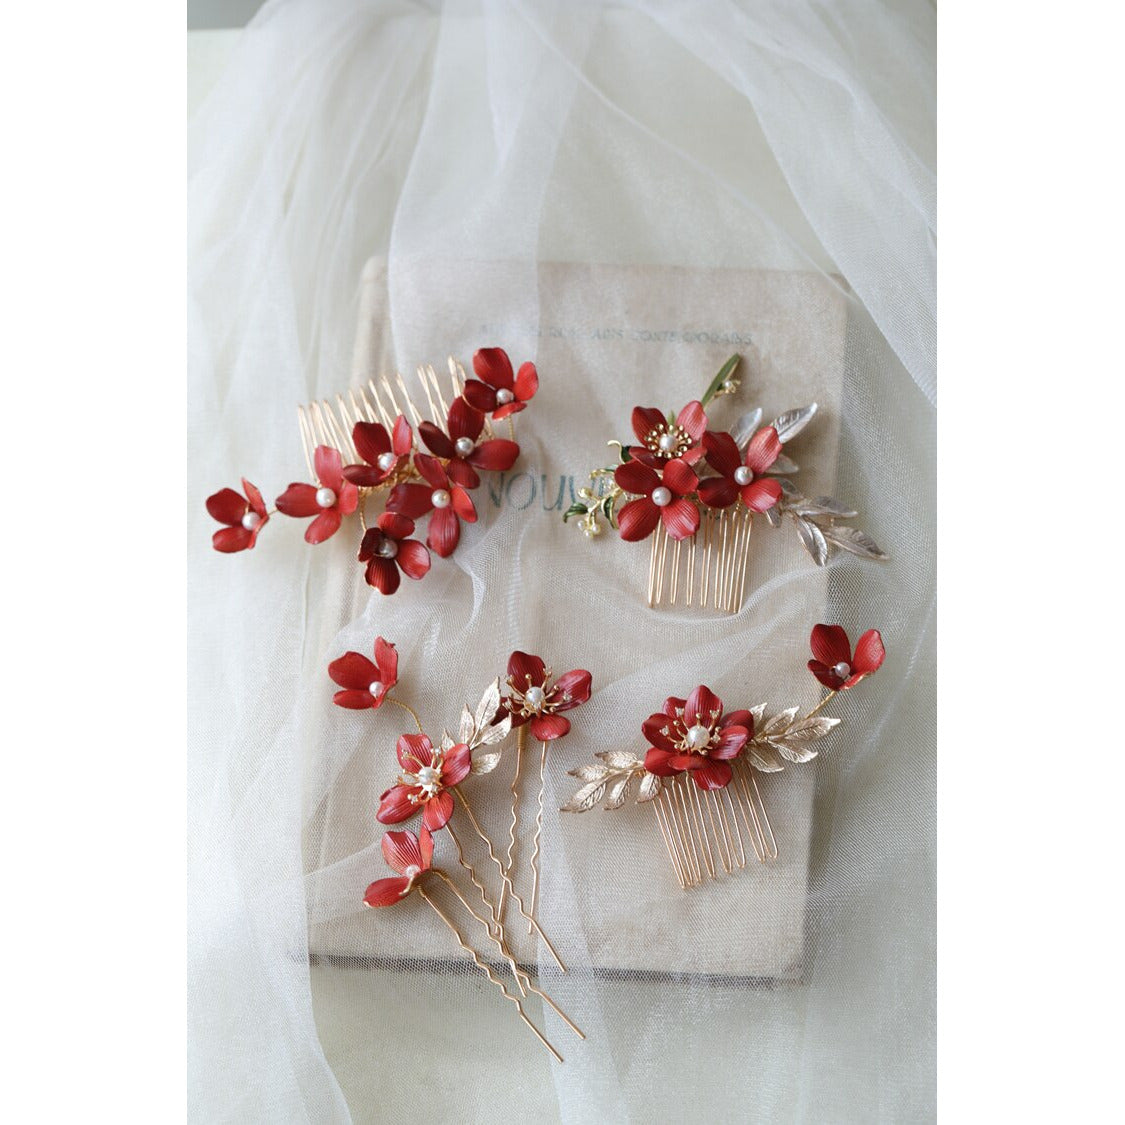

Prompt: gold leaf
[
  {"left": 637, "top": 771, "right": 662, "bottom": 803},
  {"left": 771, "top": 739, "right": 819, "bottom": 764},
  {"left": 471, "top": 751, "right": 502, "bottom": 775},
  {"left": 782, "top": 715, "right": 841, "bottom": 742},
  {"left": 762, "top": 706, "right": 799, "bottom": 736},
  {"left": 440, "top": 730, "right": 455, "bottom": 753},
  {"left": 459, "top": 704, "right": 475, "bottom": 745},
  {"left": 596, "top": 749, "right": 641, "bottom": 770},
  {"left": 560, "top": 779, "right": 606, "bottom": 814},
  {"left": 603, "top": 774, "right": 634, "bottom": 810},
  {"left": 474, "top": 679, "right": 502, "bottom": 731},
  {"left": 476, "top": 713, "right": 511, "bottom": 747},
  {"left": 570, "top": 763, "right": 610, "bottom": 782},
  {"left": 748, "top": 743, "right": 785, "bottom": 773}
]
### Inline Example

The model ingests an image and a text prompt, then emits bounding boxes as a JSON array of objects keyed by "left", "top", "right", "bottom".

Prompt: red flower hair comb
[
  {"left": 564, "top": 355, "right": 887, "bottom": 612},
  {"left": 205, "top": 348, "right": 537, "bottom": 593},
  {"left": 561, "top": 623, "right": 885, "bottom": 889}
]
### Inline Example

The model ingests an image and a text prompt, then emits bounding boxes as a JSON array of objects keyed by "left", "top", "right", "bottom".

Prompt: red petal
[
  {"left": 631, "top": 406, "right": 666, "bottom": 443},
  {"left": 492, "top": 400, "right": 527, "bottom": 420},
  {"left": 397, "top": 734, "right": 434, "bottom": 771},
  {"left": 810, "top": 624, "right": 852, "bottom": 667},
  {"left": 242, "top": 479, "right": 267, "bottom": 517},
  {"left": 469, "top": 439, "right": 520, "bottom": 471},
  {"left": 376, "top": 786, "right": 418, "bottom": 824},
  {"left": 443, "top": 744, "right": 472, "bottom": 786},
  {"left": 550, "top": 669, "right": 592, "bottom": 710},
  {"left": 712, "top": 725, "right": 748, "bottom": 760},
  {"left": 374, "top": 637, "right": 399, "bottom": 687},
  {"left": 305, "top": 509, "right": 342, "bottom": 544},
  {"left": 530, "top": 713, "right": 571, "bottom": 741},
  {"left": 702, "top": 431, "right": 741, "bottom": 477},
  {"left": 627, "top": 447, "right": 663, "bottom": 469},
  {"left": 617, "top": 498, "right": 661, "bottom": 541},
  {"left": 418, "top": 827, "right": 434, "bottom": 870},
  {"left": 396, "top": 539, "right": 431, "bottom": 580},
  {"left": 808, "top": 659, "right": 845, "bottom": 690},
  {"left": 378, "top": 512, "right": 415, "bottom": 540},
  {"left": 414, "top": 453, "right": 449, "bottom": 490},
  {"left": 314, "top": 446, "right": 344, "bottom": 491},
  {"left": 419, "top": 421, "right": 455, "bottom": 459},
  {"left": 333, "top": 689, "right": 377, "bottom": 710},
  {"left": 698, "top": 477, "right": 738, "bottom": 509},
  {"left": 644, "top": 748, "right": 679, "bottom": 776},
  {"left": 392, "top": 415, "right": 413, "bottom": 456},
  {"left": 661, "top": 497, "right": 699, "bottom": 541},
  {"left": 206, "top": 487, "right": 247, "bottom": 526},
  {"left": 343, "top": 465, "right": 387, "bottom": 487},
  {"left": 670, "top": 754, "right": 703, "bottom": 771},
  {"left": 693, "top": 760, "right": 733, "bottom": 790},
  {"left": 352, "top": 421, "right": 391, "bottom": 464},
  {"left": 463, "top": 379, "right": 498, "bottom": 413},
  {"left": 365, "top": 558, "right": 401, "bottom": 594},
  {"left": 507, "top": 651, "right": 547, "bottom": 687},
  {"left": 382, "top": 829, "right": 424, "bottom": 874},
  {"left": 363, "top": 876, "right": 412, "bottom": 908},
  {"left": 328, "top": 651, "right": 379, "bottom": 690},
  {"left": 423, "top": 791, "right": 455, "bottom": 831},
  {"left": 661, "top": 459, "right": 698, "bottom": 497},
  {"left": 448, "top": 396, "right": 485, "bottom": 442},
  {"left": 662, "top": 697, "right": 686, "bottom": 718},
  {"left": 446, "top": 459, "right": 480, "bottom": 489},
  {"left": 642, "top": 713, "right": 677, "bottom": 751},
  {"left": 722, "top": 710, "right": 754, "bottom": 737},
  {"left": 741, "top": 478, "right": 781, "bottom": 512},
  {"left": 450, "top": 487, "right": 477, "bottom": 523},
  {"left": 386, "top": 483, "right": 434, "bottom": 519},
  {"left": 275, "top": 483, "right": 320, "bottom": 517},
  {"left": 744, "top": 426, "right": 782, "bottom": 474},
  {"left": 853, "top": 629, "right": 886, "bottom": 676},
  {"left": 212, "top": 527, "right": 252, "bottom": 553},
  {"left": 681, "top": 446, "right": 706, "bottom": 465},
  {"left": 337, "top": 482, "right": 359, "bottom": 515},
  {"left": 615, "top": 460, "right": 660, "bottom": 496},
  {"left": 472, "top": 347, "right": 515, "bottom": 389},
  {"left": 676, "top": 401, "right": 707, "bottom": 441},
  {"left": 514, "top": 362, "right": 538, "bottom": 402},
  {"left": 428, "top": 507, "right": 461, "bottom": 557},
  {"left": 685, "top": 685, "right": 723, "bottom": 727}
]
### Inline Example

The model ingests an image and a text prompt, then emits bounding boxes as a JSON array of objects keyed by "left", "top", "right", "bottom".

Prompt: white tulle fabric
[{"left": 188, "top": 1, "right": 935, "bottom": 1121}]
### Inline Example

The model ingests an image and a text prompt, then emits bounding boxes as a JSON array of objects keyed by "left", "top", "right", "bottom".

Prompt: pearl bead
[
  {"left": 833, "top": 662, "right": 851, "bottom": 680},
  {"left": 455, "top": 436, "right": 474, "bottom": 456},
  {"left": 241, "top": 511, "right": 261, "bottom": 531},
  {"left": 722, "top": 379, "right": 735, "bottom": 392},
  {"left": 685, "top": 723, "right": 711, "bottom": 750},
  {"left": 651, "top": 486, "right": 672, "bottom": 507},
  {"left": 376, "top": 538, "right": 398, "bottom": 559},
  {"left": 431, "top": 489, "right": 451, "bottom": 509},
  {"left": 316, "top": 487, "right": 336, "bottom": 508},
  {"left": 377, "top": 452, "right": 396, "bottom": 472},
  {"left": 733, "top": 466, "right": 752, "bottom": 486},
  {"left": 368, "top": 681, "right": 384, "bottom": 697},
  {"left": 524, "top": 685, "right": 546, "bottom": 710},
  {"left": 658, "top": 432, "right": 677, "bottom": 452},
  {"left": 496, "top": 388, "right": 515, "bottom": 405},
  {"left": 416, "top": 765, "right": 441, "bottom": 792},
  {"left": 403, "top": 864, "right": 421, "bottom": 879}
]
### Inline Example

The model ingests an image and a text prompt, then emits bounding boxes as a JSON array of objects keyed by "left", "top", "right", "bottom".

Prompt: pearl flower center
[
  {"left": 403, "top": 864, "right": 421, "bottom": 879},
  {"left": 415, "top": 765, "right": 442, "bottom": 795},
  {"left": 733, "top": 466, "right": 753, "bottom": 486},
  {"left": 241, "top": 511, "right": 261, "bottom": 531},
  {"left": 645, "top": 424, "right": 689, "bottom": 458},
  {"left": 651, "top": 486, "right": 672, "bottom": 507},
  {"left": 454, "top": 436, "right": 474, "bottom": 456},
  {"left": 316, "top": 487, "right": 336, "bottom": 508},
  {"left": 684, "top": 723, "right": 712, "bottom": 751},
  {"left": 431, "top": 489, "right": 451, "bottom": 509},
  {"left": 524, "top": 685, "right": 546, "bottom": 711},
  {"left": 376, "top": 538, "right": 398, "bottom": 559},
  {"left": 377, "top": 452, "right": 396, "bottom": 472},
  {"left": 833, "top": 662, "right": 851, "bottom": 680},
  {"left": 496, "top": 388, "right": 515, "bottom": 405},
  {"left": 368, "top": 680, "right": 384, "bottom": 697},
  {"left": 658, "top": 432, "right": 677, "bottom": 452}
]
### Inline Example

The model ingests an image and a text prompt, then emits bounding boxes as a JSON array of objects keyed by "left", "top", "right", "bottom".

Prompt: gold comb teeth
[{"left": 565, "top": 354, "right": 888, "bottom": 614}]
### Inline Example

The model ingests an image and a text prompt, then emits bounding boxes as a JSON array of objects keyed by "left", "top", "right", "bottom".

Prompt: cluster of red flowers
[
  {"left": 613, "top": 400, "right": 784, "bottom": 543},
  {"left": 205, "top": 347, "right": 537, "bottom": 594}
]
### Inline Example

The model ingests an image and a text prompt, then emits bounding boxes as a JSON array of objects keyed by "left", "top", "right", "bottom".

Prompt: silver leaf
[
  {"left": 794, "top": 516, "right": 830, "bottom": 566},
  {"left": 821, "top": 524, "right": 889, "bottom": 561},
  {"left": 762, "top": 706, "right": 800, "bottom": 736},
  {"left": 476, "top": 713, "right": 511, "bottom": 746},
  {"left": 778, "top": 477, "right": 803, "bottom": 499},
  {"left": 764, "top": 505, "right": 783, "bottom": 528},
  {"left": 560, "top": 779, "right": 607, "bottom": 814},
  {"left": 569, "top": 763, "right": 611, "bottom": 782},
  {"left": 637, "top": 771, "right": 662, "bottom": 803},
  {"left": 596, "top": 749, "right": 641, "bottom": 770},
  {"left": 471, "top": 751, "right": 502, "bottom": 775},
  {"left": 458, "top": 704, "right": 475, "bottom": 746},
  {"left": 796, "top": 496, "right": 858, "bottom": 519},
  {"left": 474, "top": 679, "right": 502, "bottom": 731},
  {"left": 768, "top": 453, "right": 799, "bottom": 474},
  {"left": 603, "top": 773, "right": 634, "bottom": 811},
  {"left": 729, "top": 406, "right": 763, "bottom": 450},
  {"left": 769, "top": 403, "right": 818, "bottom": 443},
  {"left": 782, "top": 715, "right": 841, "bottom": 742}
]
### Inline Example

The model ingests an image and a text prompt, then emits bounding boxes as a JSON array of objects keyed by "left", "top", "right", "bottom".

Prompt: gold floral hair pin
[
  {"left": 564, "top": 355, "right": 887, "bottom": 612},
  {"left": 561, "top": 623, "right": 885, "bottom": 889}
]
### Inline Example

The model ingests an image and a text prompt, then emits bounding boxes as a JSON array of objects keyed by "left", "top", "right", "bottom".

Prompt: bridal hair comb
[
  {"left": 338, "top": 636, "right": 591, "bottom": 1060},
  {"left": 564, "top": 355, "right": 887, "bottom": 613},
  {"left": 205, "top": 348, "right": 537, "bottom": 594},
  {"left": 561, "top": 624, "right": 885, "bottom": 889}
]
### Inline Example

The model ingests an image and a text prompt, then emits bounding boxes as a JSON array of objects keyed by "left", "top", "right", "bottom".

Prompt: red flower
[
  {"left": 463, "top": 347, "right": 538, "bottom": 419},
  {"left": 343, "top": 415, "right": 413, "bottom": 487},
  {"left": 503, "top": 651, "right": 592, "bottom": 741},
  {"left": 363, "top": 827, "right": 434, "bottom": 908},
  {"left": 357, "top": 513, "right": 431, "bottom": 594},
  {"left": 629, "top": 401, "right": 707, "bottom": 466},
  {"left": 807, "top": 624, "right": 885, "bottom": 690},
  {"left": 328, "top": 636, "right": 399, "bottom": 710},
  {"left": 206, "top": 478, "right": 269, "bottom": 553},
  {"left": 642, "top": 686, "right": 751, "bottom": 791},
  {"left": 614, "top": 458, "right": 700, "bottom": 542},
  {"left": 418, "top": 397, "right": 520, "bottom": 488},
  {"left": 385, "top": 454, "right": 477, "bottom": 558},
  {"left": 697, "top": 427, "right": 783, "bottom": 512},
  {"left": 377, "top": 734, "right": 472, "bottom": 831},
  {"left": 275, "top": 446, "right": 359, "bottom": 544}
]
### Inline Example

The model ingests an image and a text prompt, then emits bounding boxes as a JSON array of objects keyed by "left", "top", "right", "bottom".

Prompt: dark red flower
[
  {"left": 463, "top": 347, "right": 538, "bottom": 419},
  {"left": 206, "top": 478, "right": 269, "bottom": 553},
  {"left": 503, "top": 651, "right": 592, "bottom": 741},
  {"left": 343, "top": 415, "right": 413, "bottom": 487},
  {"left": 697, "top": 427, "right": 783, "bottom": 512},
  {"left": 275, "top": 446, "right": 360, "bottom": 544},
  {"left": 642, "top": 686, "right": 751, "bottom": 791},
  {"left": 385, "top": 454, "right": 477, "bottom": 558},
  {"left": 808, "top": 625, "right": 885, "bottom": 690},
  {"left": 377, "top": 734, "right": 472, "bottom": 831},
  {"left": 629, "top": 401, "right": 707, "bottom": 466},
  {"left": 363, "top": 827, "right": 434, "bottom": 908},
  {"left": 329, "top": 636, "right": 399, "bottom": 710},
  {"left": 614, "top": 458, "right": 700, "bottom": 542},
  {"left": 357, "top": 513, "right": 431, "bottom": 594},
  {"left": 418, "top": 397, "right": 520, "bottom": 489}
]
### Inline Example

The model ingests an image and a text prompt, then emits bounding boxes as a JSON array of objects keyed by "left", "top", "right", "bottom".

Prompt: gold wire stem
[
  {"left": 417, "top": 886, "right": 563, "bottom": 1063},
  {"left": 719, "top": 783, "right": 748, "bottom": 868},
  {"left": 383, "top": 697, "right": 424, "bottom": 735},
  {"left": 434, "top": 871, "right": 584, "bottom": 1041},
  {"left": 647, "top": 531, "right": 659, "bottom": 608},
  {"left": 652, "top": 792, "right": 687, "bottom": 888},
  {"left": 454, "top": 787, "right": 567, "bottom": 972},
  {"left": 659, "top": 787, "right": 692, "bottom": 886},
  {"left": 702, "top": 786, "right": 733, "bottom": 874},
  {"left": 669, "top": 778, "right": 702, "bottom": 885},
  {"left": 500, "top": 725, "right": 527, "bottom": 922},
  {"left": 737, "top": 509, "right": 753, "bottom": 608},
  {"left": 803, "top": 690, "right": 838, "bottom": 722},
  {"left": 527, "top": 740, "right": 547, "bottom": 936},
  {"left": 687, "top": 779, "right": 716, "bottom": 878},
  {"left": 700, "top": 512, "right": 713, "bottom": 606}
]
